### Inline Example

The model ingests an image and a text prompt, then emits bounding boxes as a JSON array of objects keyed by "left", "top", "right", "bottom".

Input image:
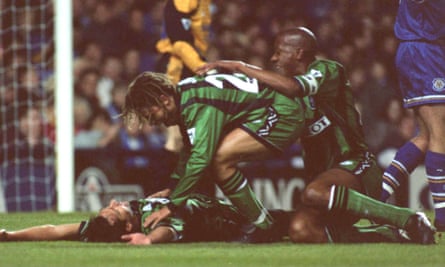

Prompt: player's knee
[
  {"left": 301, "top": 185, "right": 322, "bottom": 206},
  {"left": 212, "top": 150, "right": 235, "bottom": 181}
]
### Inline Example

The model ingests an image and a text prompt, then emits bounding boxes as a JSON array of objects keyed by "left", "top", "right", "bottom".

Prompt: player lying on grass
[
  {"left": 0, "top": 194, "right": 291, "bottom": 244},
  {"left": 0, "top": 194, "right": 427, "bottom": 245}
]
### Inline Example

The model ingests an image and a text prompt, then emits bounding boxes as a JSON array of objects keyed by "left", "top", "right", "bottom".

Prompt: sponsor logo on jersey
[
  {"left": 432, "top": 78, "right": 445, "bottom": 92},
  {"left": 257, "top": 106, "right": 278, "bottom": 137},
  {"left": 307, "top": 115, "right": 331, "bottom": 136},
  {"left": 187, "top": 127, "right": 196, "bottom": 145}
]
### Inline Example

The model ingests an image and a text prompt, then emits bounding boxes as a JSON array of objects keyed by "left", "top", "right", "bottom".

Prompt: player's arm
[
  {"left": 168, "top": 104, "right": 225, "bottom": 206},
  {"left": 121, "top": 225, "right": 176, "bottom": 245},
  {"left": 1, "top": 223, "right": 81, "bottom": 241},
  {"left": 197, "top": 60, "right": 304, "bottom": 97},
  {"left": 143, "top": 105, "right": 225, "bottom": 229}
]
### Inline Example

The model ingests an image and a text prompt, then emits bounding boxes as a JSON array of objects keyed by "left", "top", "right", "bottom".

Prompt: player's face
[
  {"left": 140, "top": 95, "right": 178, "bottom": 127},
  {"left": 99, "top": 200, "right": 133, "bottom": 226},
  {"left": 271, "top": 36, "right": 300, "bottom": 76},
  {"left": 140, "top": 105, "right": 166, "bottom": 126}
]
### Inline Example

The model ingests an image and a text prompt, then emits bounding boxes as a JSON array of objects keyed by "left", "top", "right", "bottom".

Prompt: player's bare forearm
[
  {"left": 147, "top": 226, "right": 176, "bottom": 244},
  {"left": 197, "top": 60, "right": 302, "bottom": 97},
  {"left": 2, "top": 223, "right": 80, "bottom": 241},
  {"left": 122, "top": 226, "right": 176, "bottom": 245}
]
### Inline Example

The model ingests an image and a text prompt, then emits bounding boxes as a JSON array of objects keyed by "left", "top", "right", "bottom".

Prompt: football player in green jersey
[
  {"left": 120, "top": 70, "right": 305, "bottom": 241},
  {"left": 197, "top": 27, "right": 436, "bottom": 244},
  {"left": 0, "top": 194, "right": 291, "bottom": 244}
]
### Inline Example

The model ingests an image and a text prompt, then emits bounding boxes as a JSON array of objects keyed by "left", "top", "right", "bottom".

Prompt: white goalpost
[{"left": 55, "top": 0, "right": 74, "bottom": 212}]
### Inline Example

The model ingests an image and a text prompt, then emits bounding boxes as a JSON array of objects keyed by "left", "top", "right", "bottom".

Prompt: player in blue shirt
[{"left": 379, "top": 0, "right": 445, "bottom": 232}]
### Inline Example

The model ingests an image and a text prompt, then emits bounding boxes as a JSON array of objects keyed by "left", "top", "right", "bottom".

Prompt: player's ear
[{"left": 294, "top": 47, "right": 305, "bottom": 60}]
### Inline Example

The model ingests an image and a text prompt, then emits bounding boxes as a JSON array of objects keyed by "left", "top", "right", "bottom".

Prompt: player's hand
[
  {"left": 1, "top": 229, "right": 8, "bottom": 241},
  {"left": 196, "top": 60, "right": 244, "bottom": 75},
  {"left": 121, "top": 233, "right": 152, "bottom": 245},
  {"left": 147, "top": 188, "right": 171, "bottom": 198},
  {"left": 143, "top": 206, "right": 172, "bottom": 229}
]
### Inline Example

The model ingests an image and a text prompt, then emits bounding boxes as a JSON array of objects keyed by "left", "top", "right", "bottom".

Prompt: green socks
[
  {"left": 328, "top": 185, "right": 415, "bottom": 228},
  {"left": 217, "top": 170, "right": 273, "bottom": 229},
  {"left": 326, "top": 224, "right": 408, "bottom": 243}
]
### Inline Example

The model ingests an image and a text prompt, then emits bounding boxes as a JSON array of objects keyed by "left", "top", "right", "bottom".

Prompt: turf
[{"left": 1, "top": 212, "right": 443, "bottom": 267}]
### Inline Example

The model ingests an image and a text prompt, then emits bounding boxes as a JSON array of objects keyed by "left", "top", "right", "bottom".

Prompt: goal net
[{"left": 0, "top": 0, "right": 60, "bottom": 212}]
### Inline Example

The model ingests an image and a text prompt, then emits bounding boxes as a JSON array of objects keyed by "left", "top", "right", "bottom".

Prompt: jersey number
[{"left": 180, "top": 73, "right": 260, "bottom": 93}]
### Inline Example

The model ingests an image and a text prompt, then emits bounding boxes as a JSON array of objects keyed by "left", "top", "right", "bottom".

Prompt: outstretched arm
[
  {"left": 1, "top": 223, "right": 81, "bottom": 241},
  {"left": 196, "top": 60, "right": 303, "bottom": 97}
]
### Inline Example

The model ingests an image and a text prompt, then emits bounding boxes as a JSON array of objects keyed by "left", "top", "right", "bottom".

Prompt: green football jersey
[
  {"left": 78, "top": 194, "right": 247, "bottom": 242},
  {"left": 132, "top": 194, "right": 246, "bottom": 242},
  {"left": 169, "top": 72, "right": 305, "bottom": 205},
  {"left": 295, "top": 59, "right": 369, "bottom": 179}
]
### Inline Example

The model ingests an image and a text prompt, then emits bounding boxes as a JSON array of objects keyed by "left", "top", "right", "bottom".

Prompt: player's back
[{"left": 177, "top": 72, "right": 297, "bottom": 125}]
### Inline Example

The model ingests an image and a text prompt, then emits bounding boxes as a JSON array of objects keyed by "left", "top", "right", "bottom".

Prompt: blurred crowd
[{"left": 1, "top": 0, "right": 416, "bottom": 196}]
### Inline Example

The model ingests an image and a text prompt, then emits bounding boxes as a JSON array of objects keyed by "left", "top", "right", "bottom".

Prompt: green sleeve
[
  {"left": 295, "top": 60, "right": 342, "bottom": 100},
  {"left": 169, "top": 104, "right": 226, "bottom": 206},
  {"left": 170, "top": 148, "right": 190, "bottom": 183}
]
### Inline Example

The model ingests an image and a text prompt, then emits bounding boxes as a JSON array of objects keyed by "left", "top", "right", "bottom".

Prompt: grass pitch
[{"left": 1, "top": 212, "right": 443, "bottom": 267}]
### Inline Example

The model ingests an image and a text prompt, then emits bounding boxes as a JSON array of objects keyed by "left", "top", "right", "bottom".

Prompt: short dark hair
[{"left": 81, "top": 216, "right": 127, "bottom": 242}]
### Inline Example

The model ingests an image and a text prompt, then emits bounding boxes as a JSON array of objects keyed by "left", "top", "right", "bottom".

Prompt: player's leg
[
  {"left": 327, "top": 224, "right": 412, "bottom": 243},
  {"left": 418, "top": 104, "right": 445, "bottom": 231},
  {"left": 212, "top": 98, "right": 304, "bottom": 233},
  {"left": 302, "top": 156, "right": 435, "bottom": 244},
  {"left": 381, "top": 111, "right": 428, "bottom": 202},
  {"left": 328, "top": 183, "right": 435, "bottom": 244},
  {"left": 212, "top": 128, "right": 275, "bottom": 230},
  {"left": 288, "top": 207, "right": 411, "bottom": 243},
  {"left": 380, "top": 42, "right": 430, "bottom": 202}
]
